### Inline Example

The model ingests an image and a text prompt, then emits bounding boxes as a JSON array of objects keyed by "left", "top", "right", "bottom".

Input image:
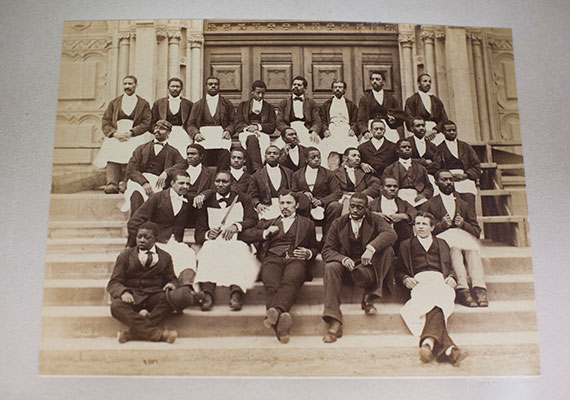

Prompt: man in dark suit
[
  {"left": 291, "top": 146, "right": 342, "bottom": 237},
  {"left": 357, "top": 72, "right": 403, "bottom": 143},
  {"left": 240, "top": 191, "right": 319, "bottom": 344},
  {"left": 421, "top": 170, "right": 487, "bottom": 308},
  {"left": 150, "top": 77, "right": 193, "bottom": 158},
  {"left": 194, "top": 171, "right": 259, "bottom": 312},
  {"left": 94, "top": 75, "right": 152, "bottom": 194},
  {"left": 278, "top": 127, "right": 308, "bottom": 172},
  {"left": 358, "top": 119, "right": 399, "bottom": 179},
  {"left": 235, "top": 80, "right": 276, "bottom": 172},
  {"left": 321, "top": 193, "right": 397, "bottom": 343},
  {"left": 228, "top": 147, "right": 252, "bottom": 195},
  {"left": 276, "top": 76, "right": 322, "bottom": 147},
  {"left": 404, "top": 74, "right": 449, "bottom": 145},
  {"left": 108, "top": 222, "right": 179, "bottom": 343},
  {"left": 187, "top": 76, "right": 234, "bottom": 170},
  {"left": 123, "top": 120, "right": 186, "bottom": 216},
  {"left": 407, "top": 117, "right": 441, "bottom": 176}
]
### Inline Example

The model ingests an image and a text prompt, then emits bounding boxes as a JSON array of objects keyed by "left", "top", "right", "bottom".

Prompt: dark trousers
[
  {"left": 322, "top": 261, "right": 354, "bottom": 324},
  {"left": 205, "top": 148, "right": 230, "bottom": 171},
  {"left": 420, "top": 306, "right": 455, "bottom": 358},
  {"left": 245, "top": 135, "right": 263, "bottom": 172},
  {"left": 199, "top": 282, "right": 243, "bottom": 299},
  {"left": 110, "top": 291, "right": 173, "bottom": 341},
  {"left": 261, "top": 256, "right": 306, "bottom": 312},
  {"left": 106, "top": 162, "right": 126, "bottom": 185},
  {"left": 130, "top": 191, "right": 145, "bottom": 218}
]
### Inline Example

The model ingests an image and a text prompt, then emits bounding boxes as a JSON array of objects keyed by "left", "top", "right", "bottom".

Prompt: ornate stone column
[
  {"left": 420, "top": 28, "right": 437, "bottom": 95},
  {"left": 399, "top": 30, "right": 415, "bottom": 103},
  {"left": 434, "top": 28, "right": 449, "bottom": 106},
  {"left": 471, "top": 33, "right": 491, "bottom": 141},
  {"left": 117, "top": 32, "right": 130, "bottom": 92},
  {"left": 168, "top": 30, "right": 181, "bottom": 79},
  {"left": 188, "top": 30, "right": 204, "bottom": 101},
  {"left": 134, "top": 21, "right": 156, "bottom": 102}
]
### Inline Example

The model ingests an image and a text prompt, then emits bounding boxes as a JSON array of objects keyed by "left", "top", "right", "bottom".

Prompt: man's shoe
[
  {"left": 104, "top": 183, "right": 119, "bottom": 194},
  {"left": 118, "top": 181, "right": 127, "bottom": 193},
  {"left": 456, "top": 289, "right": 477, "bottom": 307},
  {"left": 361, "top": 295, "right": 377, "bottom": 315},
  {"left": 201, "top": 293, "right": 214, "bottom": 311},
  {"left": 323, "top": 320, "right": 343, "bottom": 343},
  {"left": 161, "top": 329, "right": 177, "bottom": 344},
  {"left": 276, "top": 312, "right": 293, "bottom": 344},
  {"left": 229, "top": 291, "right": 243, "bottom": 311},
  {"left": 447, "top": 347, "right": 468, "bottom": 367},
  {"left": 263, "top": 307, "right": 280, "bottom": 329},
  {"left": 117, "top": 330, "right": 137, "bottom": 343},
  {"left": 472, "top": 287, "right": 489, "bottom": 307},
  {"left": 419, "top": 344, "right": 434, "bottom": 363}
]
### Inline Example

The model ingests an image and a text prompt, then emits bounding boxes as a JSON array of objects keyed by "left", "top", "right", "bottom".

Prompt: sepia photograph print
[{"left": 39, "top": 18, "right": 538, "bottom": 376}]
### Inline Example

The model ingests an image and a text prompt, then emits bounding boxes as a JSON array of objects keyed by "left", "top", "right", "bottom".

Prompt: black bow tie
[
  {"left": 293, "top": 96, "right": 303, "bottom": 102},
  {"left": 218, "top": 197, "right": 230, "bottom": 204},
  {"left": 154, "top": 142, "right": 165, "bottom": 146}
]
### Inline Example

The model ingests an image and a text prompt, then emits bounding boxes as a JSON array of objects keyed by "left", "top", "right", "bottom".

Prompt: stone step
[
  {"left": 49, "top": 192, "right": 126, "bottom": 221},
  {"left": 44, "top": 246, "right": 534, "bottom": 279},
  {"left": 48, "top": 220, "right": 127, "bottom": 238},
  {"left": 42, "top": 274, "right": 536, "bottom": 306},
  {"left": 39, "top": 332, "right": 539, "bottom": 376},
  {"left": 41, "top": 300, "right": 537, "bottom": 339}
]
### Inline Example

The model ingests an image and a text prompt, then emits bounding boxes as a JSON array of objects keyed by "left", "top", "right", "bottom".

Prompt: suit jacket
[
  {"left": 127, "top": 189, "right": 191, "bottom": 247},
  {"left": 248, "top": 165, "right": 293, "bottom": 207},
  {"left": 334, "top": 167, "right": 381, "bottom": 198},
  {"left": 369, "top": 196, "right": 418, "bottom": 221},
  {"left": 382, "top": 160, "right": 434, "bottom": 200},
  {"left": 292, "top": 166, "right": 342, "bottom": 208},
  {"left": 231, "top": 170, "right": 252, "bottom": 195},
  {"left": 102, "top": 95, "right": 152, "bottom": 137},
  {"left": 357, "top": 139, "right": 398, "bottom": 178},
  {"left": 408, "top": 135, "right": 442, "bottom": 175},
  {"left": 319, "top": 97, "right": 359, "bottom": 136},
  {"left": 151, "top": 96, "right": 193, "bottom": 133},
  {"left": 107, "top": 246, "right": 178, "bottom": 304},
  {"left": 421, "top": 194, "right": 481, "bottom": 237},
  {"left": 276, "top": 96, "right": 322, "bottom": 134},
  {"left": 437, "top": 140, "right": 482, "bottom": 181},
  {"left": 396, "top": 236, "right": 455, "bottom": 284},
  {"left": 357, "top": 90, "right": 403, "bottom": 135},
  {"left": 279, "top": 144, "right": 308, "bottom": 172},
  {"left": 235, "top": 99, "right": 276, "bottom": 134},
  {"left": 195, "top": 191, "right": 258, "bottom": 244},
  {"left": 187, "top": 95, "right": 235, "bottom": 138},
  {"left": 404, "top": 92, "right": 448, "bottom": 132},
  {"left": 164, "top": 164, "right": 216, "bottom": 198},
  {"left": 126, "top": 141, "right": 186, "bottom": 186}
]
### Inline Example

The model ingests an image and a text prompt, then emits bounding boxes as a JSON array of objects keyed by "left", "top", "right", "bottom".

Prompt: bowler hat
[
  {"left": 166, "top": 286, "right": 203, "bottom": 313},
  {"left": 351, "top": 263, "right": 376, "bottom": 289}
]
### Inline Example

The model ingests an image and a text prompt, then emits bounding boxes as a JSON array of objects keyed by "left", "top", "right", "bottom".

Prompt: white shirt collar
[
  {"left": 266, "top": 164, "right": 280, "bottom": 172},
  {"left": 416, "top": 234, "right": 434, "bottom": 251},
  {"left": 331, "top": 96, "right": 346, "bottom": 104},
  {"left": 371, "top": 137, "right": 385, "bottom": 150},
  {"left": 445, "top": 139, "right": 459, "bottom": 158},
  {"left": 169, "top": 94, "right": 181, "bottom": 101},
  {"left": 139, "top": 245, "right": 157, "bottom": 255},
  {"left": 372, "top": 89, "right": 384, "bottom": 104},
  {"left": 399, "top": 158, "right": 412, "bottom": 169},
  {"left": 230, "top": 166, "right": 245, "bottom": 180}
]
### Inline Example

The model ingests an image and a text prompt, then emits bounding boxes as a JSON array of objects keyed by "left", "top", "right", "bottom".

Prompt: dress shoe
[
  {"left": 104, "top": 183, "right": 119, "bottom": 194},
  {"left": 117, "top": 330, "right": 137, "bottom": 343},
  {"left": 456, "top": 288, "right": 478, "bottom": 307},
  {"left": 419, "top": 344, "right": 434, "bottom": 363},
  {"left": 472, "top": 287, "right": 489, "bottom": 307},
  {"left": 201, "top": 293, "right": 214, "bottom": 311},
  {"left": 447, "top": 346, "right": 468, "bottom": 367},
  {"left": 118, "top": 181, "right": 127, "bottom": 193},
  {"left": 323, "top": 320, "right": 343, "bottom": 343},
  {"left": 161, "top": 329, "right": 177, "bottom": 344},
  {"left": 229, "top": 291, "right": 243, "bottom": 311},
  {"left": 263, "top": 307, "right": 280, "bottom": 329},
  {"left": 276, "top": 312, "right": 293, "bottom": 344},
  {"left": 361, "top": 295, "right": 377, "bottom": 315}
]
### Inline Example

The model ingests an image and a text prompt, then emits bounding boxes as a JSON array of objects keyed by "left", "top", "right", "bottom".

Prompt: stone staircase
[{"left": 39, "top": 191, "right": 539, "bottom": 376}]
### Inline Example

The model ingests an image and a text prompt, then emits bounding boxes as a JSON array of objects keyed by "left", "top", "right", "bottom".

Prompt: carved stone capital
[
  {"left": 435, "top": 29, "right": 446, "bottom": 41},
  {"left": 118, "top": 32, "right": 131, "bottom": 42},
  {"left": 420, "top": 30, "right": 435, "bottom": 44},
  {"left": 469, "top": 32, "right": 483, "bottom": 44},
  {"left": 156, "top": 28, "right": 167, "bottom": 42},
  {"left": 399, "top": 33, "right": 414, "bottom": 47},
  {"left": 189, "top": 34, "right": 204, "bottom": 48},
  {"left": 168, "top": 30, "right": 181, "bottom": 44}
]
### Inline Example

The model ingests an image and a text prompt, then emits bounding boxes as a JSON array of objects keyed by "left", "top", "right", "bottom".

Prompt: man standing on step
[
  {"left": 421, "top": 170, "right": 488, "bottom": 308},
  {"left": 94, "top": 75, "right": 152, "bottom": 194},
  {"left": 398, "top": 212, "right": 467, "bottom": 366},
  {"left": 188, "top": 76, "right": 234, "bottom": 170},
  {"left": 321, "top": 192, "right": 396, "bottom": 343},
  {"left": 240, "top": 191, "right": 319, "bottom": 344},
  {"left": 151, "top": 77, "right": 194, "bottom": 158},
  {"left": 108, "top": 222, "right": 180, "bottom": 343}
]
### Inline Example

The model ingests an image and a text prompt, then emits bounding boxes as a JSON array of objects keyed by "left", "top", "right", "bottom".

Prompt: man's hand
[
  {"left": 115, "top": 131, "right": 131, "bottom": 142},
  {"left": 304, "top": 192, "right": 314, "bottom": 202},
  {"left": 311, "top": 198, "right": 323, "bottom": 207},
  {"left": 263, "top": 225, "right": 280, "bottom": 239},
  {"left": 414, "top": 194, "right": 426, "bottom": 203},
  {"left": 341, "top": 257, "right": 356, "bottom": 271},
  {"left": 309, "top": 131, "right": 320, "bottom": 143},
  {"left": 323, "top": 129, "right": 331, "bottom": 138},
  {"left": 246, "top": 125, "right": 258, "bottom": 133},
  {"left": 281, "top": 143, "right": 291, "bottom": 155},
  {"left": 121, "top": 292, "right": 134, "bottom": 304},
  {"left": 292, "top": 247, "right": 311, "bottom": 260},
  {"left": 361, "top": 247, "right": 375, "bottom": 265},
  {"left": 222, "top": 130, "right": 232, "bottom": 140},
  {"left": 256, "top": 203, "right": 270, "bottom": 214},
  {"left": 453, "top": 173, "right": 469, "bottom": 181},
  {"left": 207, "top": 227, "right": 222, "bottom": 240},
  {"left": 426, "top": 132, "right": 437, "bottom": 141},
  {"left": 373, "top": 212, "right": 393, "bottom": 224},
  {"left": 221, "top": 224, "right": 238, "bottom": 240},
  {"left": 445, "top": 276, "right": 457, "bottom": 288},
  {"left": 142, "top": 182, "right": 154, "bottom": 196},
  {"left": 194, "top": 133, "right": 205, "bottom": 142},
  {"left": 403, "top": 277, "right": 419, "bottom": 289},
  {"left": 193, "top": 194, "right": 205, "bottom": 209},
  {"left": 163, "top": 282, "right": 176, "bottom": 291},
  {"left": 391, "top": 213, "right": 409, "bottom": 223},
  {"left": 454, "top": 214, "right": 465, "bottom": 228},
  {"left": 348, "top": 128, "right": 356, "bottom": 137},
  {"left": 443, "top": 214, "right": 453, "bottom": 228},
  {"left": 386, "top": 115, "right": 396, "bottom": 124},
  {"left": 156, "top": 172, "right": 168, "bottom": 189},
  {"left": 362, "top": 131, "right": 372, "bottom": 141},
  {"left": 360, "top": 162, "right": 376, "bottom": 174}
]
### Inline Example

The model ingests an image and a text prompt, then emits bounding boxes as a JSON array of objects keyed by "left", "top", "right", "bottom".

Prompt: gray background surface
[{"left": 1, "top": 0, "right": 569, "bottom": 398}]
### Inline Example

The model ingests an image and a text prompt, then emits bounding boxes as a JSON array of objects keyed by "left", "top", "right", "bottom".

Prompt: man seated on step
[
  {"left": 407, "top": 116, "right": 442, "bottom": 177},
  {"left": 437, "top": 120, "right": 481, "bottom": 209},
  {"left": 421, "top": 170, "right": 488, "bottom": 308},
  {"left": 228, "top": 147, "right": 253, "bottom": 195},
  {"left": 108, "top": 222, "right": 180, "bottom": 344},
  {"left": 235, "top": 80, "right": 276, "bottom": 172},
  {"left": 278, "top": 127, "right": 308, "bottom": 172},
  {"left": 369, "top": 176, "right": 417, "bottom": 256},
  {"left": 122, "top": 120, "right": 186, "bottom": 217},
  {"left": 382, "top": 138, "right": 434, "bottom": 208},
  {"left": 291, "top": 146, "right": 342, "bottom": 239},
  {"left": 187, "top": 76, "right": 234, "bottom": 170},
  {"left": 397, "top": 212, "right": 467, "bottom": 366},
  {"left": 321, "top": 192, "right": 397, "bottom": 343},
  {"left": 358, "top": 119, "right": 398, "bottom": 179},
  {"left": 127, "top": 170, "right": 197, "bottom": 285},
  {"left": 194, "top": 170, "right": 259, "bottom": 312},
  {"left": 240, "top": 191, "right": 319, "bottom": 344},
  {"left": 329, "top": 147, "right": 381, "bottom": 218}
]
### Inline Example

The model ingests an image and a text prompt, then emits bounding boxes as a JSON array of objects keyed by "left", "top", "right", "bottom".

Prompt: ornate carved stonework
[
  {"left": 398, "top": 34, "right": 414, "bottom": 47},
  {"left": 62, "top": 38, "right": 112, "bottom": 52},
  {"left": 489, "top": 39, "right": 513, "bottom": 51},
  {"left": 156, "top": 28, "right": 167, "bottom": 42},
  {"left": 167, "top": 31, "right": 181, "bottom": 43},
  {"left": 204, "top": 21, "right": 398, "bottom": 34},
  {"left": 189, "top": 34, "right": 204, "bottom": 48},
  {"left": 420, "top": 30, "right": 435, "bottom": 43},
  {"left": 435, "top": 29, "right": 446, "bottom": 41}
]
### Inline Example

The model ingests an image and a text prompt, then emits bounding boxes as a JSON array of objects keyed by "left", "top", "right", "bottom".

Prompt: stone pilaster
[
  {"left": 398, "top": 28, "right": 415, "bottom": 103},
  {"left": 134, "top": 21, "right": 156, "bottom": 102},
  {"left": 420, "top": 28, "right": 437, "bottom": 95},
  {"left": 471, "top": 32, "right": 491, "bottom": 141},
  {"left": 188, "top": 21, "right": 204, "bottom": 101}
]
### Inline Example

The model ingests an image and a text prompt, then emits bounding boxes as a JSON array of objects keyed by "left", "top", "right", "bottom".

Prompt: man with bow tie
[
  {"left": 127, "top": 170, "right": 197, "bottom": 287},
  {"left": 151, "top": 77, "right": 194, "bottom": 158},
  {"left": 240, "top": 191, "right": 319, "bottom": 344},
  {"left": 235, "top": 80, "right": 276, "bottom": 172},
  {"left": 276, "top": 76, "right": 322, "bottom": 147},
  {"left": 194, "top": 171, "right": 259, "bottom": 311},
  {"left": 321, "top": 192, "right": 397, "bottom": 343},
  {"left": 122, "top": 120, "right": 187, "bottom": 217}
]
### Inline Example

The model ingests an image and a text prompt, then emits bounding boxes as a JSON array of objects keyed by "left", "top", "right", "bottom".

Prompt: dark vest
[
  {"left": 118, "top": 106, "right": 135, "bottom": 120},
  {"left": 201, "top": 100, "right": 220, "bottom": 126},
  {"left": 345, "top": 169, "right": 356, "bottom": 192},
  {"left": 269, "top": 169, "right": 288, "bottom": 197},
  {"left": 268, "top": 218, "right": 298, "bottom": 257},
  {"left": 166, "top": 103, "right": 183, "bottom": 126},
  {"left": 368, "top": 93, "right": 386, "bottom": 118},
  {"left": 144, "top": 145, "right": 168, "bottom": 176},
  {"left": 249, "top": 109, "right": 261, "bottom": 124},
  {"left": 398, "top": 163, "right": 415, "bottom": 189},
  {"left": 411, "top": 237, "right": 442, "bottom": 275},
  {"left": 348, "top": 226, "right": 364, "bottom": 261},
  {"left": 442, "top": 144, "right": 464, "bottom": 170},
  {"left": 290, "top": 98, "right": 305, "bottom": 122}
]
